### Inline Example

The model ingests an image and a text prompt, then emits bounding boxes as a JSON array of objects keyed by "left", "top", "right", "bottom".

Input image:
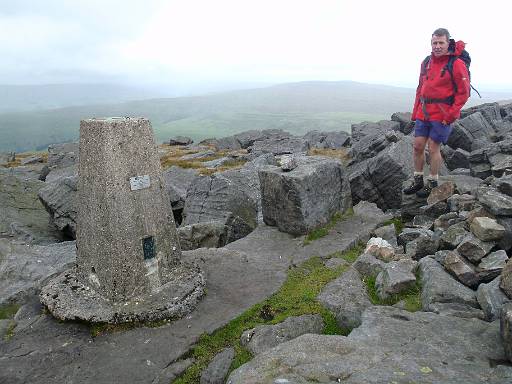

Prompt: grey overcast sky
[{"left": 1, "top": 0, "right": 511, "bottom": 90}]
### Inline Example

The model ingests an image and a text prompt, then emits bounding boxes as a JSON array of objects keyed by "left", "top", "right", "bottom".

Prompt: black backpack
[{"left": 421, "top": 39, "right": 481, "bottom": 98}]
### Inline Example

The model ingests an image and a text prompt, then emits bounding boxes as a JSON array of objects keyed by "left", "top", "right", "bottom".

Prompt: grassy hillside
[{"left": 1, "top": 81, "right": 509, "bottom": 152}]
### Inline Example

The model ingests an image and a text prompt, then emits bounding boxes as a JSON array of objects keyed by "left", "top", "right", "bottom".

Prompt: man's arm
[
  {"left": 411, "top": 62, "right": 424, "bottom": 121},
  {"left": 445, "top": 59, "right": 470, "bottom": 123}
]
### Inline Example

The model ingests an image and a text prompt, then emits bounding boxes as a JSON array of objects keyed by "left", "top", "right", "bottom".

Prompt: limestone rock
[
  {"left": 398, "top": 227, "right": 433, "bottom": 245},
  {"left": 372, "top": 224, "right": 397, "bottom": 247},
  {"left": 38, "top": 175, "right": 78, "bottom": 239},
  {"left": 302, "top": 130, "right": 350, "bottom": 149},
  {"left": 411, "top": 215, "right": 434, "bottom": 230},
  {"left": 471, "top": 216, "right": 506, "bottom": 241},
  {"left": 419, "top": 257, "right": 478, "bottom": 310},
  {"left": 375, "top": 259, "right": 417, "bottom": 299},
  {"left": 477, "top": 277, "right": 509, "bottom": 321},
  {"left": 364, "top": 237, "right": 395, "bottom": 262},
  {"left": 391, "top": 111, "right": 414, "bottom": 134},
  {"left": 478, "top": 250, "right": 509, "bottom": 282},
  {"left": 496, "top": 174, "right": 512, "bottom": 197},
  {"left": 447, "top": 193, "right": 477, "bottom": 212},
  {"left": 0, "top": 170, "right": 60, "bottom": 244},
  {"left": 259, "top": 156, "right": 351, "bottom": 235},
  {"left": 456, "top": 234, "right": 495, "bottom": 263},
  {"left": 163, "top": 166, "right": 200, "bottom": 222},
  {"left": 428, "top": 302, "right": 485, "bottom": 320},
  {"left": 442, "top": 250, "right": 480, "bottom": 289},
  {"left": 200, "top": 347, "right": 234, "bottom": 384},
  {"left": 0, "top": 239, "right": 76, "bottom": 305},
  {"left": 433, "top": 212, "right": 464, "bottom": 231},
  {"left": 439, "top": 222, "right": 469, "bottom": 250},
  {"left": 249, "top": 135, "right": 308, "bottom": 156},
  {"left": 498, "top": 217, "right": 512, "bottom": 251},
  {"left": 169, "top": 136, "right": 193, "bottom": 146},
  {"left": 228, "top": 306, "right": 510, "bottom": 384},
  {"left": 351, "top": 120, "right": 400, "bottom": 142},
  {"left": 405, "top": 234, "right": 438, "bottom": 260},
  {"left": 240, "top": 314, "right": 323, "bottom": 356},
  {"left": 353, "top": 252, "right": 386, "bottom": 278},
  {"left": 501, "top": 260, "right": 512, "bottom": 299},
  {"left": 183, "top": 170, "right": 259, "bottom": 241},
  {"left": 349, "top": 136, "right": 414, "bottom": 210},
  {"left": 278, "top": 154, "right": 297, "bottom": 171},
  {"left": 427, "top": 181, "right": 456, "bottom": 205},
  {"left": 419, "top": 201, "right": 449, "bottom": 217},
  {"left": 177, "top": 222, "right": 228, "bottom": 250},
  {"left": 317, "top": 267, "right": 371, "bottom": 329},
  {"left": 477, "top": 186, "right": 512, "bottom": 216},
  {"left": 501, "top": 302, "right": 512, "bottom": 362}
]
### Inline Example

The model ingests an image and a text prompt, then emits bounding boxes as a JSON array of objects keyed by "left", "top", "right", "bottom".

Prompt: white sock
[
  {"left": 414, "top": 171, "right": 423, "bottom": 177},
  {"left": 428, "top": 174, "right": 439, "bottom": 181}
]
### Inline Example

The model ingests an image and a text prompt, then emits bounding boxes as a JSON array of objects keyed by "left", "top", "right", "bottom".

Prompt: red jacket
[{"left": 412, "top": 40, "right": 470, "bottom": 124}]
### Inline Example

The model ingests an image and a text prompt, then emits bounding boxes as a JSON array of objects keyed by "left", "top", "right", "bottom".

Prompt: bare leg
[
  {"left": 427, "top": 138, "right": 442, "bottom": 176},
  {"left": 413, "top": 136, "right": 428, "bottom": 173}
]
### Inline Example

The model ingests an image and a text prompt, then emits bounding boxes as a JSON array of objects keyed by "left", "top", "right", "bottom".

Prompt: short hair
[{"left": 432, "top": 28, "right": 450, "bottom": 42}]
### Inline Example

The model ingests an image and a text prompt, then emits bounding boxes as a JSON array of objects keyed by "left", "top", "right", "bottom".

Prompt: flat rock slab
[
  {"left": 228, "top": 306, "right": 512, "bottom": 383},
  {"left": 0, "top": 205, "right": 390, "bottom": 384},
  {"left": 240, "top": 314, "right": 323, "bottom": 355},
  {"left": 0, "top": 239, "right": 76, "bottom": 305}
]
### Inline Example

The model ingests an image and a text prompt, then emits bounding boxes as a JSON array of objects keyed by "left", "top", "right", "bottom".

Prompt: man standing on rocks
[{"left": 404, "top": 28, "right": 470, "bottom": 197}]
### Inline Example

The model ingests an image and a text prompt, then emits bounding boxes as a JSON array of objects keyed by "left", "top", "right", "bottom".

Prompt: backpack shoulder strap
[{"left": 421, "top": 55, "right": 431, "bottom": 76}]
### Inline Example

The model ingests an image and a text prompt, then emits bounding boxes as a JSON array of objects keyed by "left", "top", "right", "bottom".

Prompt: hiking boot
[
  {"left": 403, "top": 175, "right": 424, "bottom": 195},
  {"left": 416, "top": 179, "right": 438, "bottom": 198}
]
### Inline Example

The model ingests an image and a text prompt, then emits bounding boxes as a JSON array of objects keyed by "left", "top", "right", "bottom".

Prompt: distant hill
[
  {"left": 0, "top": 83, "right": 174, "bottom": 113},
  {"left": 1, "top": 81, "right": 511, "bottom": 152}
]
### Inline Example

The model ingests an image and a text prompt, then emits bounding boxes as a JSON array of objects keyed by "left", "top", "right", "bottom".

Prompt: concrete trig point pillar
[{"left": 40, "top": 117, "right": 205, "bottom": 323}]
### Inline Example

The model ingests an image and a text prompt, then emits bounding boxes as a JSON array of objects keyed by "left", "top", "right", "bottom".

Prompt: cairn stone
[
  {"left": 427, "top": 181, "right": 455, "bottom": 205},
  {"left": 365, "top": 237, "right": 395, "bottom": 262},
  {"left": 443, "top": 250, "right": 480, "bottom": 289},
  {"left": 456, "top": 234, "right": 495, "bottom": 263},
  {"left": 439, "top": 222, "right": 469, "bottom": 250},
  {"left": 478, "top": 250, "right": 509, "bottom": 282},
  {"left": 40, "top": 117, "right": 205, "bottom": 323},
  {"left": 470, "top": 216, "right": 506, "bottom": 241},
  {"left": 477, "top": 186, "right": 512, "bottom": 216},
  {"left": 477, "top": 277, "right": 509, "bottom": 321}
]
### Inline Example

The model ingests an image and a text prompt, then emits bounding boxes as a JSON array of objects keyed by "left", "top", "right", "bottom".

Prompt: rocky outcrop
[
  {"left": 0, "top": 239, "right": 76, "bottom": 305},
  {"left": 0, "top": 169, "right": 60, "bottom": 244},
  {"left": 240, "top": 314, "right": 323, "bottom": 355},
  {"left": 227, "top": 306, "right": 511, "bottom": 383},
  {"left": 348, "top": 135, "right": 414, "bottom": 210}
]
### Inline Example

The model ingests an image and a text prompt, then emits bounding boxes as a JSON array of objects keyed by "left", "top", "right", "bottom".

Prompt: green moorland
[{"left": 0, "top": 81, "right": 415, "bottom": 152}]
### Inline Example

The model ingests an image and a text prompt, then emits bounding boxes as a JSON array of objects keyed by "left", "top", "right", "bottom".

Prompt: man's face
[{"left": 431, "top": 35, "right": 449, "bottom": 57}]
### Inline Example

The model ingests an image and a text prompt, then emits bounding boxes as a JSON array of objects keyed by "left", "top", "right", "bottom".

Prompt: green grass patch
[
  {"left": 303, "top": 208, "right": 354, "bottom": 245},
  {"left": 0, "top": 303, "right": 20, "bottom": 320},
  {"left": 363, "top": 273, "right": 422, "bottom": 312},
  {"left": 173, "top": 244, "right": 364, "bottom": 383},
  {"left": 380, "top": 217, "right": 405, "bottom": 234}
]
